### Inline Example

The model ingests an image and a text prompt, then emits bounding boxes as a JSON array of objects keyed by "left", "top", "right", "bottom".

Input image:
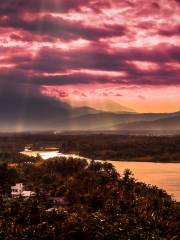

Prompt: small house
[
  {"left": 11, "top": 183, "right": 35, "bottom": 198},
  {"left": 11, "top": 183, "right": 24, "bottom": 198}
]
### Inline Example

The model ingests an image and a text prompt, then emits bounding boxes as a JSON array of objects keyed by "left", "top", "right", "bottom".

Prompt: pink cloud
[{"left": 0, "top": 0, "right": 179, "bottom": 112}]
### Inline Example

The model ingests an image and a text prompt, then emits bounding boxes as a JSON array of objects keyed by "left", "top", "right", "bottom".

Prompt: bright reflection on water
[
  {"left": 21, "top": 150, "right": 86, "bottom": 160},
  {"left": 21, "top": 150, "right": 180, "bottom": 201}
]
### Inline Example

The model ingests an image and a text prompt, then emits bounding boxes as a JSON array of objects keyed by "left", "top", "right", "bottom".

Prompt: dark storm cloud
[
  {"left": 0, "top": 64, "right": 179, "bottom": 87},
  {"left": 0, "top": 15, "right": 126, "bottom": 41},
  {"left": 0, "top": 0, "right": 90, "bottom": 16},
  {"left": 8, "top": 44, "right": 180, "bottom": 73},
  {"left": 0, "top": 0, "right": 179, "bottom": 110},
  {"left": 0, "top": 81, "right": 72, "bottom": 131},
  {"left": 0, "top": 0, "right": 113, "bottom": 17},
  {"left": 1, "top": 42, "right": 179, "bottom": 88}
]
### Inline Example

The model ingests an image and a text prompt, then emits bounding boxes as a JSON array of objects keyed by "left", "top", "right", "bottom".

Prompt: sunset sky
[{"left": 0, "top": 0, "right": 180, "bottom": 113}]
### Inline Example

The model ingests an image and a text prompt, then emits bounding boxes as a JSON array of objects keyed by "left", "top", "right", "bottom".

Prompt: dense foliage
[
  {"left": 0, "top": 157, "right": 179, "bottom": 239},
  {"left": 0, "top": 133, "right": 180, "bottom": 162}
]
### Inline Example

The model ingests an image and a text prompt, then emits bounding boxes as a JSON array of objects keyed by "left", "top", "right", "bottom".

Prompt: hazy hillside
[
  {"left": 114, "top": 115, "right": 180, "bottom": 131},
  {"left": 0, "top": 93, "right": 133, "bottom": 131},
  {"left": 0, "top": 91, "right": 179, "bottom": 133},
  {"left": 58, "top": 112, "right": 180, "bottom": 131}
]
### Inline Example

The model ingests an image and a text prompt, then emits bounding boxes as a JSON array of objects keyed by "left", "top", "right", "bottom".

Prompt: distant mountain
[
  {"left": 58, "top": 112, "right": 180, "bottom": 131},
  {"left": 69, "top": 99, "right": 135, "bottom": 113},
  {"left": 91, "top": 100, "right": 135, "bottom": 113},
  {"left": 70, "top": 106, "right": 101, "bottom": 117},
  {"left": 0, "top": 90, "right": 179, "bottom": 133},
  {"left": 0, "top": 99, "right": 101, "bottom": 132},
  {"left": 114, "top": 114, "right": 180, "bottom": 131},
  {"left": 0, "top": 91, "right": 136, "bottom": 132}
]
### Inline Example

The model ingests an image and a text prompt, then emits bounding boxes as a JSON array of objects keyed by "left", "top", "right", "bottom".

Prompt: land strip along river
[{"left": 21, "top": 150, "right": 180, "bottom": 201}]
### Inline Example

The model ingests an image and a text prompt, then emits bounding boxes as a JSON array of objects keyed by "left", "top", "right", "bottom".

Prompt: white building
[
  {"left": 21, "top": 190, "right": 35, "bottom": 197},
  {"left": 11, "top": 183, "right": 24, "bottom": 198},
  {"left": 11, "top": 183, "right": 35, "bottom": 198}
]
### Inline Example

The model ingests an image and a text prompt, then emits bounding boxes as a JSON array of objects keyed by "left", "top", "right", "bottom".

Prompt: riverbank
[
  {"left": 1, "top": 134, "right": 180, "bottom": 163},
  {"left": 20, "top": 149, "right": 180, "bottom": 201},
  {"left": 107, "top": 161, "right": 180, "bottom": 202},
  {"left": 101, "top": 159, "right": 180, "bottom": 163}
]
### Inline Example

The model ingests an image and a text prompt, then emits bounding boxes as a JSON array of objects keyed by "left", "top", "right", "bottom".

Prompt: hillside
[
  {"left": 114, "top": 115, "right": 180, "bottom": 131},
  {"left": 0, "top": 91, "right": 179, "bottom": 133},
  {"left": 58, "top": 111, "right": 180, "bottom": 132}
]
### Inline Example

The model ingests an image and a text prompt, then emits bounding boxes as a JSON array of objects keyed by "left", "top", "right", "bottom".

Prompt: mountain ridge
[{"left": 0, "top": 91, "right": 179, "bottom": 133}]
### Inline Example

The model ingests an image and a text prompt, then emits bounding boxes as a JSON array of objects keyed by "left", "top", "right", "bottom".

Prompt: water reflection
[
  {"left": 108, "top": 161, "right": 180, "bottom": 201},
  {"left": 21, "top": 150, "right": 86, "bottom": 160}
]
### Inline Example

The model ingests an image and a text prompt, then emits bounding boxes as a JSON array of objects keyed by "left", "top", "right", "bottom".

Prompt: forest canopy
[{"left": 0, "top": 157, "right": 179, "bottom": 239}]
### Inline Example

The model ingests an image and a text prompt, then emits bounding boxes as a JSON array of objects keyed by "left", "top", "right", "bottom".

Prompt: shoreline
[
  {"left": 21, "top": 150, "right": 180, "bottom": 164},
  {"left": 100, "top": 159, "right": 180, "bottom": 164}
]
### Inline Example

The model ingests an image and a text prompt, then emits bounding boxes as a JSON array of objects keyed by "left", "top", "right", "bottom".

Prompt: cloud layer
[{"left": 0, "top": 0, "right": 180, "bottom": 113}]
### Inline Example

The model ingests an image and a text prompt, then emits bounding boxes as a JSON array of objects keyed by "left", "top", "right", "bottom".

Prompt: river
[
  {"left": 21, "top": 150, "right": 180, "bottom": 201},
  {"left": 108, "top": 161, "right": 180, "bottom": 201}
]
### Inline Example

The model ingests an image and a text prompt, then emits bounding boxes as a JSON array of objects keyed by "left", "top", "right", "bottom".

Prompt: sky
[{"left": 0, "top": 0, "right": 180, "bottom": 113}]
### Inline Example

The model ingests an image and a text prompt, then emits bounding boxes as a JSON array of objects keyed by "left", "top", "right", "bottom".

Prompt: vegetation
[
  {"left": 0, "top": 133, "right": 180, "bottom": 162},
  {"left": 0, "top": 134, "right": 179, "bottom": 238},
  {"left": 0, "top": 157, "right": 180, "bottom": 239}
]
